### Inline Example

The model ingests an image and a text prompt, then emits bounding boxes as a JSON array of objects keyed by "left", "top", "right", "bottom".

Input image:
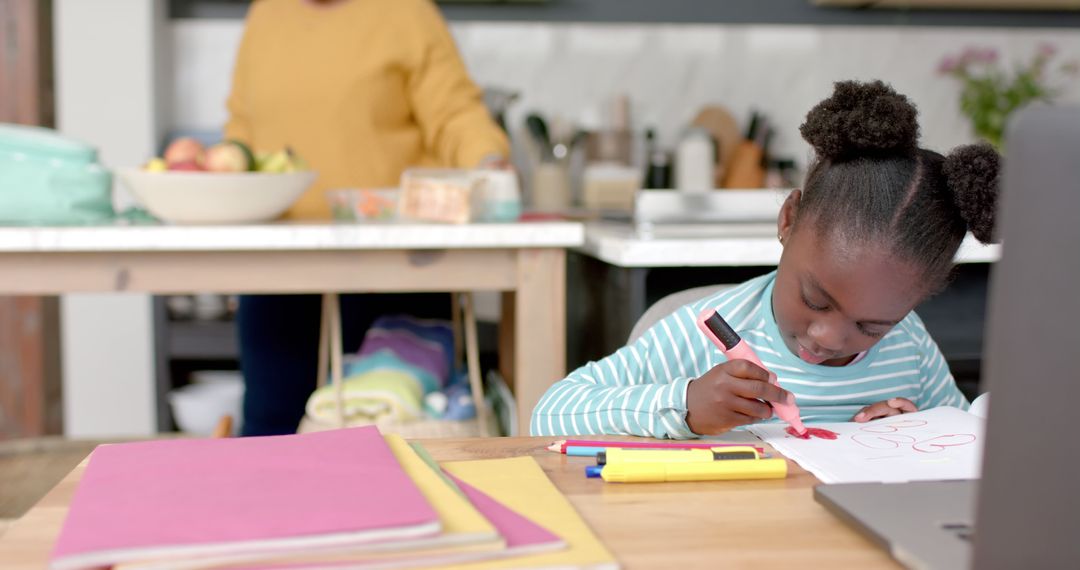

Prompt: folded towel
[
  {"left": 343, "top": 349, "right": 441, "bottom": 395},
  {"left": 370, "top": 315, "right": 455, "bottom": 373},
  {"left": 305, "top": 369, "right": 424, "bottom": 425},
  {"left": 360, "top": 328, "right": 449, "bottom": 384}
]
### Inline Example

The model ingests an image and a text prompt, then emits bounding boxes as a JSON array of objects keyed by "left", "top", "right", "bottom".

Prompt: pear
[
  {"left": 258, "top": 148, "right": 291, "bottom": 173},
  {"left": 258, "top": 146, "right": 308, "bottom": 173},
  {"left": 284, "top": 151, "right": 309, "bottom": 172},
  {"left": 253, "top": 151, "right": 272, "bottom": 172},
  {"left": 144, "top": 157, "right": 167, "bottom": 172}
]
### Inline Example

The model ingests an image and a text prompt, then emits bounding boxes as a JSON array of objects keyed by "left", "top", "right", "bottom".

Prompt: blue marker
[
  {"left": 585, "top": 465, "right": 603, "bottom": 478},
  {"left": 566, "top": 446, "right": 606, "bottom": 458}
]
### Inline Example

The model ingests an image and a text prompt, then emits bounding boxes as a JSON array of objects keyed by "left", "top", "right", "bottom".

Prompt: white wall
[
  {"left": 55, "top": 0, "right": 169, "bottom": 437},
  {"left": 60, "top": 295, "right": 157, "bottom": 437},
  {"left": 171, "top": 20, "right": 1080, "bottom": 161}
]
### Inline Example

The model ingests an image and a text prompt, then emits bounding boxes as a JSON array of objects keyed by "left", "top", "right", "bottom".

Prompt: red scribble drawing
[
  {"left": 859, "top": 419, "right": 929, "bottom": 433},
  {"left": 786, "top": 426, "right": 839, "bottom": 440},
  {"left": 851, "top": 433, "right": 917, "bottom": 449},
  {"left": 912, "top": 434, "right": 977, "bottom": 453}
]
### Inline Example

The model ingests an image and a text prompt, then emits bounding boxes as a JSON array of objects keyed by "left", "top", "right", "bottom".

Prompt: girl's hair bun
[
  {"left": 943, "top": 143, "right": 1000, "bottom": 244},
  {"left": 799, "top": 80, "right": 920, "bottom": 161}
]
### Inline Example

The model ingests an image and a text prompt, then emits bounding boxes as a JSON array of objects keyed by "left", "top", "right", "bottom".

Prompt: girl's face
[{"left": 773, "top": 191, "right": 928, "bottom": 366}]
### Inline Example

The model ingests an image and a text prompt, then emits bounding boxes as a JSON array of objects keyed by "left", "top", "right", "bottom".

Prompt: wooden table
[
  {"left": 0, "top": 222, "right": 583, "bottom": 436},
  {"left": 0, "top": 436, "right": 899, "bottom": 569}
]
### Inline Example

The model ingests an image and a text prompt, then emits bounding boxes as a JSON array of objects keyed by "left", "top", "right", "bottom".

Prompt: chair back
[{"left": 627, "top": 285, "right": 734, "bottom": 344}]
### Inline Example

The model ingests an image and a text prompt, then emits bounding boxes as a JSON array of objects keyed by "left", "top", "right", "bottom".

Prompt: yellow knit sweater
[{"left": 224, "top": 0, "right": 509, "bottom": 219}]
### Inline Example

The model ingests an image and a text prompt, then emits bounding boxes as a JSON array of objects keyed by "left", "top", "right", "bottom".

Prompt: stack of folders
[{"left": 49, "top": 426, "right": 618, "bottom": 570}]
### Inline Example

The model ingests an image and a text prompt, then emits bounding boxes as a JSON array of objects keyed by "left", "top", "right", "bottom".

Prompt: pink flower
[
  {"left": 955, "top": 46, "right": 997, "bottom": 68},
  {"left": 1038, "top": 43, "right": 1058, "bottom": 59},
  {"left": 973, "top": 48, "right": 998, "bottom": 64},
  {"left": 958, "top": 47, "right": 980, "bottom": 66},
  {"left": 938, "top": 55, "right": 960, "bottom": 74}
]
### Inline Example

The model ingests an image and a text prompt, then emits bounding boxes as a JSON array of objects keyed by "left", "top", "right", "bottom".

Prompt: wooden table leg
[
  {"left": 509, "top": 248, "right": 566, "bottom": 436},
  {"left": 498, "top": 291, "right": 515, "bottom": 391}
]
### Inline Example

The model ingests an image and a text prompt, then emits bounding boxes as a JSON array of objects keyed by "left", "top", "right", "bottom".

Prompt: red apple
[
  {"left": 168, "top": 160, "right": 205, "bottom": 172},
  {"left": 164, "top": 137, "right": 205, "bottom": 167}
]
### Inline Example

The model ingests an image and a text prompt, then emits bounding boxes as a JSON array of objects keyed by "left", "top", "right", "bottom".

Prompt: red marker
[
  {"left": 546, "top": 439, "right": 765, "bottom": 455},
  {"left": 697, "top": 309, "right": 808, "bottom": 436}
]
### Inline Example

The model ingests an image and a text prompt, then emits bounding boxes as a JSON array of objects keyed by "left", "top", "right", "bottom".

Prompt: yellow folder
[{"left": 437, "top": 456, "right": 619, "bottom": 570}]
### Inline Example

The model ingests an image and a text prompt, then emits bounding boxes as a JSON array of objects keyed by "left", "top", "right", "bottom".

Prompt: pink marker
[{"left": 696, "top": 308, "right": 807, "bottom": 436}]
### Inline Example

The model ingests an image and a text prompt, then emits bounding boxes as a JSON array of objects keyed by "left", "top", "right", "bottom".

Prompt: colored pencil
[{"left": 546, "top": 439, "right": 764, "bottom": 455}]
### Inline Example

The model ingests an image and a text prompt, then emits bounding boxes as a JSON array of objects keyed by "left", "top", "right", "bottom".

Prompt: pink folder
[
  {"left": 50, "top": 427, "right": 439, "bottom": 570},
  {"left": 236, "top": 472, "right": 565, "bottom": 569},
  {"left": 450, "top": 475, "right": 564, "bottom": 555}
]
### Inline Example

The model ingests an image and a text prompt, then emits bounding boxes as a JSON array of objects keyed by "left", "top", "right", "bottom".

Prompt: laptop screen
[{"left": 973, "top": 105, "right": 1080, "bottom": 568}]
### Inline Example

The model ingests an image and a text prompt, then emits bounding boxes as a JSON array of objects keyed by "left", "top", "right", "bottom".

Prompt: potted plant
[{"left": 938, "top": 44, "right": 1078, "bottom": 149}]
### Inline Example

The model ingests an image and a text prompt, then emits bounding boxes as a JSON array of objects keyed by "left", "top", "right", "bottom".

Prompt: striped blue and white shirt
[{"left": 531, "top": 272, "right": 969, "bottom": 438}]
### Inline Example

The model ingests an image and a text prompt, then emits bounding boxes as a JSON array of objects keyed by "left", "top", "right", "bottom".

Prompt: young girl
[{"left": 531, "top": 80, "right": 1000, "bottom": 438}]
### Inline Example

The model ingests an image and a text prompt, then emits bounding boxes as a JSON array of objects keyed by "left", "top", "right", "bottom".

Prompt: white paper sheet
[{"left": 748, "top": 407, "right": 985, "bottom": 484}]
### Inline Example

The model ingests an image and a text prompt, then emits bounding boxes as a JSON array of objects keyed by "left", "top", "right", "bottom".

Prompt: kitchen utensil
[
  {"left": 675, "top": 126, "right": 716, "bottom": 193},
  {"left": 691, "top": 106, "right": 742, "bottom": 188},
  {"left": 525, "top": 113, "right": 553, "bottom": 161},
  {"left": 482, "top": 87, "right": 519, "bottom": 132}
]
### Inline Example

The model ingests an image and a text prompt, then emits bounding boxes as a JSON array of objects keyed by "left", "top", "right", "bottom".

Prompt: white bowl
[
  {"left": 168, "top": 372, "right": 244, "bottom": 436},
  {"left": 118, "top": 168, "right": 315, "bottom": 224}
]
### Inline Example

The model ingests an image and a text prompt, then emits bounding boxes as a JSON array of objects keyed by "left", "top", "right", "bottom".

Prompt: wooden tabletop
[{"left": 0, "top": 436, "right": 899, "bottom": 570}]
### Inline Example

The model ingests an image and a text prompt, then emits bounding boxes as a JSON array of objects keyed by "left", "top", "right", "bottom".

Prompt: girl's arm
[
  {"left": 530, "top": 308, "right": 712, "bottom": 439},
  {"left": 913, "top": 318, "right": 971, "bottom": 411}
]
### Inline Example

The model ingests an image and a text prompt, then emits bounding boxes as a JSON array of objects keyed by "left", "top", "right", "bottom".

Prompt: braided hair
[{"left": 795, "top": 80, "right": 1000, "bottom": 290}]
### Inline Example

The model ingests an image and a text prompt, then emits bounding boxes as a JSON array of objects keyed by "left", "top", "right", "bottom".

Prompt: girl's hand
[
  {"left": 685, "top": 360, "right": 794, "bottom": 436},
  {"left": 852, "top": 397, "right": 917, "bottom": 422}
]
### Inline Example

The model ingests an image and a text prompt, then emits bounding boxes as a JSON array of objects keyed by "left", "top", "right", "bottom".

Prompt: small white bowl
[
  {"left": 169, "top": 372, "right": 244, "bottom": 436},
  {"left": 118, "top": 168, "right": 315, "bottom": 224}
]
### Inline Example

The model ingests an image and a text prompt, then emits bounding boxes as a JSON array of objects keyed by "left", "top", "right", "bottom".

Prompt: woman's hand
[
  {"left": 852, "top": 397, "right": 917, "bottom": 422},
  {"left": 685, "top": 360, "right": 794, "bottom": 436}
]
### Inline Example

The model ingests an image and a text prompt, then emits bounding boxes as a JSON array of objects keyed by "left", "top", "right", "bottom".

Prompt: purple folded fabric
[
  {"left": 358, "top": 328, "right": 449, "bottom": 386},
  {"left": 374, "top": 316, "right": 455, "bottom": 376}
]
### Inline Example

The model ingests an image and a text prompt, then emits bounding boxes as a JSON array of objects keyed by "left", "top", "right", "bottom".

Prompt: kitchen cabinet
[{"left": 152, "top": 298, "right": 238, "bottom": 431}]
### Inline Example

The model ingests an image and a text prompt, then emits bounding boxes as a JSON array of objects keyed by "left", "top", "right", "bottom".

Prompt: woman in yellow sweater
[{"left": 225, "top": 0, "right": 509, "bottom": 435}]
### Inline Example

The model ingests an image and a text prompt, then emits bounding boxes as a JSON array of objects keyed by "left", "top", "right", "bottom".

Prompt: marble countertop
[
  {"left": 0, "top": 221, "right": 585, "bottom": 252},
  {"left": 579, "top": 222, "right": 1001, "bottom": 268}
]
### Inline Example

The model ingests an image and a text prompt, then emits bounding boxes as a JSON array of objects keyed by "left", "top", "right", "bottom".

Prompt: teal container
[{"left": 0, "top": 123, "right": 114, "bottom": 225}]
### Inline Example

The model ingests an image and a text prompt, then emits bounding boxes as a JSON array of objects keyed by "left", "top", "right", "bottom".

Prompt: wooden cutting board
[{"left": 692, "top": 105, "right": 744, "bottom": 187}]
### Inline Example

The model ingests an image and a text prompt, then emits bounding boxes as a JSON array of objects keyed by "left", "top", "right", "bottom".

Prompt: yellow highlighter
[
  {"left": 600, "top": 457, "right": 788, "bottom": 483},
  {"left": 598, "top": 446, "right": 761, "bottom": 465}
]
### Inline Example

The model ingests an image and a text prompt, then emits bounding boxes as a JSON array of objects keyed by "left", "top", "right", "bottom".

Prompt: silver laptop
[{"left": 814, "top": 105, "right": 1080, "bottom": 570}]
